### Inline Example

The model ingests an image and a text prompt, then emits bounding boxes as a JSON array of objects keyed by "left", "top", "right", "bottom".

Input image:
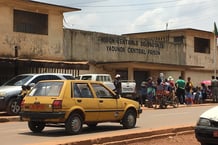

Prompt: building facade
[
  {"left": 0, "top": 0, "right": 217, "bottom": 90},
  {"left": 0, "top": 0, "right": 88, "bottom": 83},
  {"left": 64, "top": 28, "right": 217, "bottom": 89}
]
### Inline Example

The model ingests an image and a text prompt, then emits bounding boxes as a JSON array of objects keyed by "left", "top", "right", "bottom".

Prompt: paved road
[{"left": 0, "top": 104, "right": 216, "bottom": 145}]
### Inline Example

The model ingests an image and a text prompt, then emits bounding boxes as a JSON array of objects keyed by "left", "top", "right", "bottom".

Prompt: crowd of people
[
  {"left": 139, "top": 75, "right": 217, "bottom": 108},
  {"left": 112, "top": 73, "right": 218, "bottom": 108}
]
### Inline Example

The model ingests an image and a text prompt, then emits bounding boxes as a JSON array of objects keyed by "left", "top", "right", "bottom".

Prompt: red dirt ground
[{"left": 128, "top": 133, "right": 200, "bottom": 145}]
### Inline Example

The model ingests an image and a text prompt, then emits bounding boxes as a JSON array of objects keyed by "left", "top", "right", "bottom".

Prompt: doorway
[{"left": 134, "top": 71, "right": 150, "bottom": 92}]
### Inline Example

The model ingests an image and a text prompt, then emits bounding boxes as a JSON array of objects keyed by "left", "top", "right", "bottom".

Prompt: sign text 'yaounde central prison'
[{"left": 98, "top": 36, "right": 167, "bottom": 55}]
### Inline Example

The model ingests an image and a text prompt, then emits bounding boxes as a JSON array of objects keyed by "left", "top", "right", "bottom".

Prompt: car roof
[
  {"left": 17, "top": 73, "right": 73, "bottom": 76},
  {"left": 80, "top": 74, "right": 111, "bottom": 76},
  {"left": 38, "top": 79, "right": 103, "bottom": 83}
]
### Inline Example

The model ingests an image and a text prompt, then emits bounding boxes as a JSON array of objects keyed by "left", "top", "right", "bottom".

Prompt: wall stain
[{"left": 3, "top": 34, "right": 26, "bottom": 49}]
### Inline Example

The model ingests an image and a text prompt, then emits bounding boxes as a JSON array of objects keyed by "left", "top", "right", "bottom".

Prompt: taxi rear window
[{"left": 29, "top": 82, "right": 63, "bottom": 96}]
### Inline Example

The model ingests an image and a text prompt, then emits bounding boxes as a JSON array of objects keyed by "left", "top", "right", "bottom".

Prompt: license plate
[
  {"left": 30, "top": 104, "right": 45, "bottom": 110},
  {"left": 213, "top": 131, "right": 218, "bottom": 137}
]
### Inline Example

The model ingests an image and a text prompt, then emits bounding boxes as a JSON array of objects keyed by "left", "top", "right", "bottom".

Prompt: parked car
[
  {"left": 20, "top": 80, "right": 142, "bottom": 135},
  {"left": 195, "top": 106, "right": 218, "bottom": 145},
  {"left": 120, "top": 80, "right": 138, "bottom": 100},
  {"left": 78, "top": 73, "right": 115, "bottom": 90},
  {"left": 0, "top": 73, "right": 74, "bottom": 115}
]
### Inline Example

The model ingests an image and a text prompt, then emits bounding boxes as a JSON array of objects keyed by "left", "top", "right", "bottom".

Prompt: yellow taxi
[{"left": 20, "top": 80, "right": 142, "bottom": 135}]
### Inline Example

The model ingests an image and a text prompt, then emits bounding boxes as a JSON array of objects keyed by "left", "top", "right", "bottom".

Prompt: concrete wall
[{"left": 64, "top": 29, "right": 185, "bottom": 65}]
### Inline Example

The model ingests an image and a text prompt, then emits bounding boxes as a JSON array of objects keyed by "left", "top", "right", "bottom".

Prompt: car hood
[
  {"left": 200, "top": 106, "right": 218, "bottom": 122},
  {"left": 0, "top": 86, "right": 22, "bottom": 94}
]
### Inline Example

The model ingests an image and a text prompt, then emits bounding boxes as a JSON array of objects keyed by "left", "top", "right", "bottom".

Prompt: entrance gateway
[
  {"left": 94, "top": 60, "right": 198, "bottom": 94},
  {"left": 115, "top": 70, "right": 149, "bottom": 92}
]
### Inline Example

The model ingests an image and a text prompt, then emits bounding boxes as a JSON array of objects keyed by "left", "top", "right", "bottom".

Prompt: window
[
  {"left": 96, "top": 76, "right": 111, "bottom": 82},
  {"left": 73, "top": 83, "right": 82, "bottom": 98},
  {"left": 29, "top": 82, "right": 63, "bottom": 96},
  {"left": 173, "top": 36, "right": 184, "bottom": 43},
  {"left": 194, "top": 37, "right": 210, "bottom": 54},
  {"left": 73, "top": 83, "right": 93, "bottom": 98},
  {"left": 13, "top": 9, "right": 48, "bottom": 35},
  {"left": 3, "top": 75, "right": 33, "bottom": 86},
  {"left": 81, "top": 76, "right": 92, "bottom": 80},
  {"left": 30, "top": 75, "right": 61, "bottom": 84},
  {"left": 91, "top": 84, "right": 114, "bottom": 98},
  {"left": 63, "top": 75, "right": 75, "bottom": 80}
]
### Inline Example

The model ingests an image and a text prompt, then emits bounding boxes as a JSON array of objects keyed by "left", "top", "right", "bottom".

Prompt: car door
[
  {"left": 72, "top": 82, "right": 99, "bottom": 122},
  {"left": 91, "top": 83, "right": 123, "bottom": 121}
]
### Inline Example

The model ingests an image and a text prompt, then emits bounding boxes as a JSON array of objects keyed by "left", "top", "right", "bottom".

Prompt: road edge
[{"left": 30, "top": 125, "right": 195, "bottom": 145}]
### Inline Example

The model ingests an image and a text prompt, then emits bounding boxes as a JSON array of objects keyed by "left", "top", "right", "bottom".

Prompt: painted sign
[{"left": 98, "top": 36, "right": 166, "bottom": 55}]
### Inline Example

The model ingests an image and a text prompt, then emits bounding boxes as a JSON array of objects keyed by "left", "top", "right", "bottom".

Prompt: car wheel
[
  {"left": 122, "top": 109, "right": 136, "bottom": 129},
  {"left": 65, "top": 113, "right": 83, "bottom": 135},
  {"left": 28, "top": 121, "right": 45, "bottom": 133},
  {"left": 6, "top": 98, "right": 21, "bottom": 115}
]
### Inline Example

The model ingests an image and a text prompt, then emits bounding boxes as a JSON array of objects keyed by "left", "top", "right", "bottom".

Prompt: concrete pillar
[
  {"left": 128, "top": 67, "right": 134, "bottom": 80},
  {"left": 181, "top": 71, "right": 186, "bottom": 80}
]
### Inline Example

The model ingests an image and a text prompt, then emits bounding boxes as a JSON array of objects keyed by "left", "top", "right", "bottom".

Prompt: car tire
[
  {"left": 65, "top": 113, "right": 83, "bottom": 135},
  {"left": 6, "top": 98, "right": 21, "bottom": 115},
  {"left": 122, "top": 109, "right": 136, "bottom": 129},
  {"left": 28, "top": 121, "right": 45, "bottom": 133}
]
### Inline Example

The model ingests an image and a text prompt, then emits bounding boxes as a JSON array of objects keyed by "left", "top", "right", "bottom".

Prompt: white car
[
  {"left": 79, "top": 74, "right": 115, "bottom": 90},
  {"left": 0, "top": 73, "right": 74, "bottom": 115},
  {"left": 195, "top": 106, "right": 218, "bottom": 145}
]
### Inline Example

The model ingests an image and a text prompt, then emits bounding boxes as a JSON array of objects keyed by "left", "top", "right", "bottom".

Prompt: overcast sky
[{"left": 34, "top": 0, "right": 218, "bottom": 35}]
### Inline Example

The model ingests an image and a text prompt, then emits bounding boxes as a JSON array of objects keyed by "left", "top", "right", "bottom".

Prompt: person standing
[
  {"left": 140, "top": 81, "right": 147, "bottom": 107},
  {"left": 201, "top": 83, "right": 207, "bottom": 103},
  {"left": 185, "top": 77, "right": 194, "bottom": 105},
  {"left": 175, "top": 76, "right": 186, "bottom": 104},
  {"left": 211, "top": 76, "right": 218, "bottom": 102},
  {"left": 113, "top": 74, "right": 122, "bottom": 95},
  {"left": 167, "top": 76, "right": 175, "bottom": 90},
  {"left": 146, "top": 77, "right": 155, "bottom": 108}
]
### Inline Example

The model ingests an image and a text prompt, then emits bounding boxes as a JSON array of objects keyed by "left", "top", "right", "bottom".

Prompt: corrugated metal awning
[{"left": 0, "top": 57, "right": 89, "bottom": 70}]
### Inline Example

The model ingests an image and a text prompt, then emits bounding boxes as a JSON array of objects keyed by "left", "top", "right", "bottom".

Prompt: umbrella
[{"left": 201, "top": 80, "right": 211, "bottom": 85}]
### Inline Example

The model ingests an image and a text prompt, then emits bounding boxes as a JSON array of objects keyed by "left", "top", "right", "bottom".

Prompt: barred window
[
  {"left": 13, "top": 9, "right": 48, "bottom": 35},
  {"left": 194, "top": 37, "right": 210, "bottom": 54},
  {"left": 173, "top": 36, "right": 184, "bottom": 43}
]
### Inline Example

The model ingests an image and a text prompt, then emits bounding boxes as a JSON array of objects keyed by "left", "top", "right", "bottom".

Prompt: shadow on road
[{"left": 18, "top": 124, "right": 134, "bottom": 137}]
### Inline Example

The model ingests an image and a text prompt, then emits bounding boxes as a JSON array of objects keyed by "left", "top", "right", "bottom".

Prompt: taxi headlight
[{"left": 197, "top": 118, "right": 211, "bottom": 127}]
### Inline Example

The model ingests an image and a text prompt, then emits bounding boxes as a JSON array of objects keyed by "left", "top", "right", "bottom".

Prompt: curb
[
  {"left": 0, "top": 112, "right": 20, "bottom": 122},
  {"left": 70, "top": 126, "right": 195, "bottom": 145},
  {"left": 29, "top": 125, "right": 195, "bottom": 145},
  {"left": 0, "top": 116, "right": 20, "bottom": 122}
]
